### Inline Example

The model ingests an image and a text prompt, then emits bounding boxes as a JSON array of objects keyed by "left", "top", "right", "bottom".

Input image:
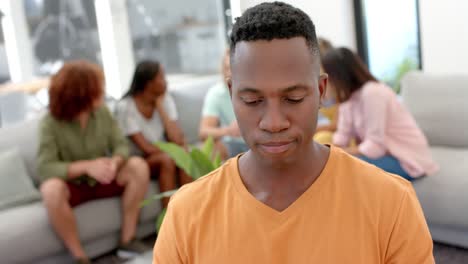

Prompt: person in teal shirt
[{"left": 199, "top": 50, "right": 249, "bottom": 158}]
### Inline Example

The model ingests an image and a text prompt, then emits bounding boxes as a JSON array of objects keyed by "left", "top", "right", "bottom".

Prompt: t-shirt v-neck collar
[
  {"left": 229, "top": 146, "right": 335, "bottom": 222},
  {"left": 130, "top": 97, "right": 156, "bottom": 122}
]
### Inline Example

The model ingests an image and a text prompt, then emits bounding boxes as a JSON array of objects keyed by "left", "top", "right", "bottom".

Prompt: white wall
[
  {"left": 419, "top": 0, "right": 468, "bottom": 75},
  {"left": 238, "top": 0, "right": 356, "bottom": 50}
]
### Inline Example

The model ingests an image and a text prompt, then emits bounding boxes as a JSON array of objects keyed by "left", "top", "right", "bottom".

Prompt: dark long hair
[
  {"left": 124, "top": 60, "right": 160, "bottom": 98},
  {"left": 322, "top": 47, "right": 377, "bottom": 103}
]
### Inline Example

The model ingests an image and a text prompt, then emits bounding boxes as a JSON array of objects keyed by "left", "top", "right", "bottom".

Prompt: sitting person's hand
[
  {"left": 86, "top": 158, "right": 117, "bottom": 184},
  {"left": 155, "top": 93, "right": 166, "bottom": 110}
]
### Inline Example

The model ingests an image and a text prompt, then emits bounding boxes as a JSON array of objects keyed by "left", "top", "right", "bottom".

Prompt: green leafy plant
[
  {"left": 383, "top": 57, "right": 418, "bottom": 94},
  {"left": 141, "top": 137, "right": 222, "bottom": 231},
  {"left": 156, "top": 136, "right": 222, "bottom": 180}
]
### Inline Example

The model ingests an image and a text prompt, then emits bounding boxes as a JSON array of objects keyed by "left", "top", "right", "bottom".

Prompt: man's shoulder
[
  {"left": 329, "top": 148, "right": 417, "bottom": 231},
  {"left": 169, "top": 158, "right": 236, "bottom": 211},
  {"left": 332, "top": 147, "right": 413, "bottom": 199}
]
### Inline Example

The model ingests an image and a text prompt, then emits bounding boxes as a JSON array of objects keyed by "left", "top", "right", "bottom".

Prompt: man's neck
[{"left": 238, "top": 143, "right": 330, "bottom": 211}]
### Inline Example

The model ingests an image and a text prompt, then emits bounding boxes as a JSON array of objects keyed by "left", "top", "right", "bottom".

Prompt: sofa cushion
[
  {"left": 0, "top": 181, "right": 161, "bottom": 263},
  {"left": 169, "top": 76, "right": 220, "bottom": 144},
  {"left": 401, "top": 71, "right": 468, "bottom": 148},
  {"left": 0, "top": 117, "right": 41, "bottom": 184},
  {"left": 413, "top": 147, "right": 468, "bottom": 228},
  {"left": 0, "top": 148, "right": 41, "bottom": 210},
  {"left": 0, "top": 202, "right": 59, "bottom": 263}
]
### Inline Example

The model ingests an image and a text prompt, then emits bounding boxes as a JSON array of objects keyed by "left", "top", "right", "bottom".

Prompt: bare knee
[
  {"left": 147, "top": 153, "right": 175, "bottom": 172},
  {"left": 160, "top": 153, "right": 176, "bottom": 171},
  {"left": 40, "top": 178, "right": 69, "bottom": 207},
  {"left": 125, "top": 156, "right": 150, "bottom": 185}
]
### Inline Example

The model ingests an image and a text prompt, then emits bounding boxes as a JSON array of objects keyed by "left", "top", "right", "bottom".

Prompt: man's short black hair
[{"left": 230, "top": 1, "right": 320, "bottom": 57}]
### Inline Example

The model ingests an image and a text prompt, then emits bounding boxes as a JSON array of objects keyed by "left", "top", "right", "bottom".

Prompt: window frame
[{"left": 353, "top": 0, "right": 424, "bottom": 69}]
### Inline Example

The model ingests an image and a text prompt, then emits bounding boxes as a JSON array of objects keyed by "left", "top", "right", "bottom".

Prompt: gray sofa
[
  {"left": 401, "top": 72, "right": 468, "bottom": 248},
  {"left": 0, "top": 76, "right": 218, "bottom": 263}
]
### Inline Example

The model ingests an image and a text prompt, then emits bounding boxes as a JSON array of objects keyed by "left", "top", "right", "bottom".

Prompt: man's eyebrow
[
  {"left": 238, "top": 85, "right": 308, "bottom": 94},
  {"left": 282, "top": 85, "right": 308, "bottom": 93},
  {"left": 238, "top": 87, "right": 261, "bottom": 93}
]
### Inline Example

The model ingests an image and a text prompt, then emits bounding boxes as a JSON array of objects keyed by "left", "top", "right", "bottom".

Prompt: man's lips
[{"left": 258, "top": 141, "right": 294, "bottom": 154}]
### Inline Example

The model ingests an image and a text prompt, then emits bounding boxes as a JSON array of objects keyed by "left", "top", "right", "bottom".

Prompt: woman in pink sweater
[{"left": 322, "top": 47, "right": 438, "bottom": 180}]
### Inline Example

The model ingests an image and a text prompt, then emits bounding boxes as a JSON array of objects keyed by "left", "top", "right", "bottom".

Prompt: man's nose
[{"left": 258, "top": 101, "right": 290, "bottom": 133}]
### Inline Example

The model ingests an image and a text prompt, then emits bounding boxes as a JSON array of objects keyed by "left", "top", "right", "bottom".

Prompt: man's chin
[{"left": 252, "top": 147, "right": 297, "bottom": 167}]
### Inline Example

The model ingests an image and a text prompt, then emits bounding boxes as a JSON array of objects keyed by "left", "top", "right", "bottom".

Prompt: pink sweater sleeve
[{"left": 358, "top": 88, "right": 388, "bottom": 158}]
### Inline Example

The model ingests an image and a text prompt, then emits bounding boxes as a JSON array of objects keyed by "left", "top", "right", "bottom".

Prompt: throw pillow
[{"left": 0, "top": 148, "right": 41, "bottom": 211}]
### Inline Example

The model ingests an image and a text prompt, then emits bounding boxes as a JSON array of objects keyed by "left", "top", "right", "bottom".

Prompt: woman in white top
[{"left": 115, "top": 61, "right": 191, "bottom": 207}]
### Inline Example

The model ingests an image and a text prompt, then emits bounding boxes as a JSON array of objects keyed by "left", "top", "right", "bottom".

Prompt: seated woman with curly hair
[{"left": 37, "top": 60, "right": 150, "bottom": 263}]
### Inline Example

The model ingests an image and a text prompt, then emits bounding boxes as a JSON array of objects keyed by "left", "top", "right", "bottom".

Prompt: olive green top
[{"left": 37, "top": 106, "right": 129, "bottom": 186}]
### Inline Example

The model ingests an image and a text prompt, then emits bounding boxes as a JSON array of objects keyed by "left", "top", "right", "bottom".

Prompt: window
[
  {"left": 0, "top": 12, "right": 10, "bottom": 83},
  {"left": 126, "top": 0, "right": 226, "bottom": 75},
  {"left": 24, "top": 0, "right": 102, "bottom": 76},
  {"left": 222, "top": 0, "right": 233, "bottom": 39},
  {"left": 354, "top": 0, "right": 421, "bottom": 92}
]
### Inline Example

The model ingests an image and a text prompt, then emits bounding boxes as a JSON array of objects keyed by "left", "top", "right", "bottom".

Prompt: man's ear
[
  {"left": 227, "top": 78, "right": 233, "bottom": 97},
  {"left": 318, "top": 73, "right": 328, "bottom": 107}
]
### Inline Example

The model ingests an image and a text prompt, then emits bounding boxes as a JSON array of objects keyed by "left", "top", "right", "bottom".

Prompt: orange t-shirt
[{"left": 153, "top": 146, "right": 434, "bottom": 264}]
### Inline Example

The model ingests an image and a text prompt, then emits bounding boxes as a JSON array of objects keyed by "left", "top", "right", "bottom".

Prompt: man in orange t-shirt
[{"left": 153, "top": 2, "right": 434, "bottom": 263}]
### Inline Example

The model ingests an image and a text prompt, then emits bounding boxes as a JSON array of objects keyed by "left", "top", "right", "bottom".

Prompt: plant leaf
[
  {"left": 150, "top": 190, "right": 178, "bottom": 200},
  {"left": 155, "top": 142, "right": 192, "bottom": 175},
  {"left": 213, "top": 152, "right": 222, "bottom": 168},
  {"left": 156, "top": 208, "right": 167, "bottom": 232},
  {"left": 190, "top": 148, "right": 215, "bottom": 179},
  {"left": 201, "top": 136, "right": 215, "bottom": 158},
  {"left": 189, "top": 162, "right": 202, "bottom": 179},
  {"left": 139, "top": 189, "right": 178, "bottom": 207}
]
